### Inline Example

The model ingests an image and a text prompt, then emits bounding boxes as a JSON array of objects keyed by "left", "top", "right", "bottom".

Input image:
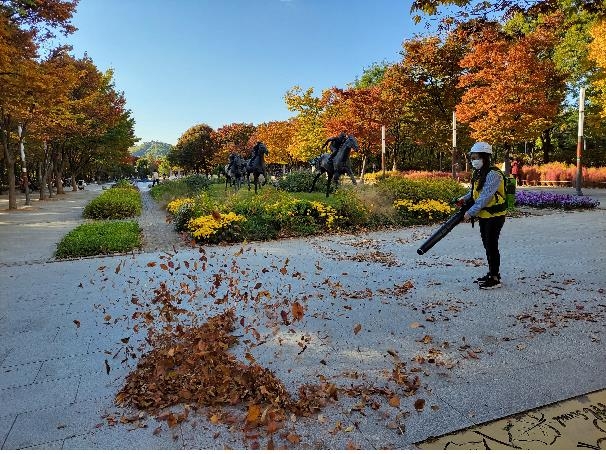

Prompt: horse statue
[
  {"left": 310, "top": 134, "right": 358, "bottom": 197},
  {"left": 246, "top": 141, "right": 269, "bottom": 193},
  {"left": 224, "top": 154, "right": 246, "bottom": 190}
]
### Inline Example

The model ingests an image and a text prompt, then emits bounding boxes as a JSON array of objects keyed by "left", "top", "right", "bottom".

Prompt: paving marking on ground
[{"left": 417, "top": 389, "right": 606, "bottom": 450}]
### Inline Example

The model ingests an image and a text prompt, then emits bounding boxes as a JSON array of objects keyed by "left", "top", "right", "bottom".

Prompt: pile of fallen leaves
[{"left": 116, "top": 309, "right": 338, "bottom": 434}]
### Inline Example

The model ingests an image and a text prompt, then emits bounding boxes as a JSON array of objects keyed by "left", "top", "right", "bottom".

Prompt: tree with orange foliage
[
  {"left": 322, "top": 86, "right": 383, "bottom": 177},
  {"left": 252, "top": 120, "right": 296, "bottom": 165},
  {"left": 1, "top": 0, "right": 78, "bottom": 208},
  {"left": 376, "top": 34, "right": 468, "bottom": 171},
  {"left": 456, "top": 17, "right": 566, "bottom": 171},
  {"left": 213, "top": 122, "right": 256, "bottom": 167}
]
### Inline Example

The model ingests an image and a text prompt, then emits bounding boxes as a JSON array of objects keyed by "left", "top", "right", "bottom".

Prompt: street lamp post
[
  {"left": 451, "top": 111, "right": 457, "bottom": 178},
  {"left": 381, "top": 125, "right": 386, "bottom": 178},
  {"left": 575, "top": 87, "right": 585, "bottom": 196}
]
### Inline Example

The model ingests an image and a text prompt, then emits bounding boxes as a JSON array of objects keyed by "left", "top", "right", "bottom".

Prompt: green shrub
[
  {"left": 172, "top": 202, "right": 203, "bottom": 232},
  {"left": 114, "top": 179, "right": 134, "bottom": 189},
  {"left": 239, "top": 213, "right": 281, "bottom": 241},
  {"left": 277, "top": 170, "right": 328, "bottom": 193},
  {"left": 150, "top": 176, "right": 212, "bottom": 203},
  {"left": 55, "top": 220, "right": 141, "bottom": 258},
  {"left": 150, "top": 180, "right": 189, "bottom": 202},
  {"left": 376, "top": 176, "right": 466, "bottom": 204},
  {"left": 330, "top": 188, "right": 370, "bottom": 227},
  {"left": 183, "top": 174, "right": 211, "bottom": 192},
  {"left": 83, "top": 188, "right": 142, "bottom": 219}
]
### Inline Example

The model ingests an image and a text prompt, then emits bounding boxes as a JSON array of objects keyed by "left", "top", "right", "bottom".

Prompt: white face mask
[{"left": 471, "top": 159, "right": 483, "bottom": 170}]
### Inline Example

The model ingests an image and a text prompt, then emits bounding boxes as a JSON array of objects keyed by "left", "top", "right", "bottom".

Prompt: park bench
[{"left": 522, "top": 179, "right": 572, "bottom": 187}]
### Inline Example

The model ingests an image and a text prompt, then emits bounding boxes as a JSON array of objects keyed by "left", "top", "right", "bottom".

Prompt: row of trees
[
  {"left": 1, "top": 0, "right": 137, "bottom": 209},
  {"left": 168, "top": 0, "right": 606, "bottom": 178}
]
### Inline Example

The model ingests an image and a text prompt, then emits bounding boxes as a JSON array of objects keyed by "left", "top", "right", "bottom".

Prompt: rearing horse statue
[
  {"left": 246, "top": 141, "right": 269, "bottom": 193},
  {"left": 310, "top": 135, "right": 358, "bottom": 197}
]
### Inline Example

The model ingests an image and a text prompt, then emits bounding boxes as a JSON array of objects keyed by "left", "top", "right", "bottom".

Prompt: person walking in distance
[
  {"left": 511, "top": 158, "right": 521, "bottom": 186},
  {"left": 456, "top": 142, "right": 508, "bottom": 289}
]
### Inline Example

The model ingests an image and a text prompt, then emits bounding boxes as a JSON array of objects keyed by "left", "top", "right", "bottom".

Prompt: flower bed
[{"left": 515, "top": 190, "right": 600, "bottom": 209}]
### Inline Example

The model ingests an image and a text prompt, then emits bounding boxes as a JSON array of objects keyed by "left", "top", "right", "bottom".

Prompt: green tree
[{"left": 168, "top": 123, "right": 217, "bottom": 174}]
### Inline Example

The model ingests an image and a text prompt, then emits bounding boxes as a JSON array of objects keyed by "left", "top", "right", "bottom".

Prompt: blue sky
[{"left": 68, "top": 0, "right": 427, "bottom": 145}]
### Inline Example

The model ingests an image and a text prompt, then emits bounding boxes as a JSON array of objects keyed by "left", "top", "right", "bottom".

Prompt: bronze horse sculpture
[
  {"left": 224, "top": 154, "right": 246, "bottom": 190},
  {"left": 310, "top": 135, "right": 358, "bottom": 197},
  {"left": 246, "top": 141, "right": 269, "bottom": 194}
]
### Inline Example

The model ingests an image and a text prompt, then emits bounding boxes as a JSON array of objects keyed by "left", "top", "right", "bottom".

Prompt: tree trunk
[
  {"left": 503, "top": 144, "right": 512, "bottom": 175},
  {"left": 55, "top": 151, "right": 64, "bottom": 195},
  {"left": 46, "top": 167, "right": 54, "bottom": 198},
  {"left": 1, "top": 128, "right": 17, "bottom": 209},
  {"left": 360, "top": 155, "right": 367, "bottom": 183},
  {"left": 38, "top": 161, "right": 47, "bottom": 200},
  {"left": 540, "top": 128, "right": 553, "bottom": 164}
]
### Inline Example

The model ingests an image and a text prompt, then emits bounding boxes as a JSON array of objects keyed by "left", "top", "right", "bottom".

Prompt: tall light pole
[
  {"left": 381, "top": 125, "right": 386, "bottom": 178},
  {"left": 575, "top": 87, "right": 585, "bottom": 196},
  {"left": 451, "top": 111, "right": 457, "bottom": 178},
  {"left": 18, "top": 123, "right": 31, "bottom": 206}
]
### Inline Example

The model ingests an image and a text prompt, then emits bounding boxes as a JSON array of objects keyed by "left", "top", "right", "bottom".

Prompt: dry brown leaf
[
  {"left": 353, "top": 323, "right": 362, "bottom": 335},
  {"left": 286, "top": 432, "right": 300, "bottom": 444},
  {"left": 388, "top": 395, "right": 401, "bottom": 407},
  {"left": 210, "top": 414, "right": 220, "bottom": 424},
  {"left": 246, "top": 404, "right": 261, "bottom": 423},
  {"left": 292, "top": 302, "right": 305, "bottom": 321},
  {"left": 414, "top": 398, "right": 425, "bottom": 411}
]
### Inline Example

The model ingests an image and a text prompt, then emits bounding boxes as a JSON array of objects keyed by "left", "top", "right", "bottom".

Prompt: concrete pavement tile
[
  {"left": 0, "top": 415, "right": 17, "bottom": 449},
  {"left": 2, "top": 400, "right": 107, "bottom": 449},
  {"left": 179, "top": 415, "right": 247, "bottom": 449},
  {"left": 520, "top": 357, "right": 606, "bottom": 404},
  {"left": 0, "top": 362, "right": 42, "bottom": 390},
  {"left": 19, "top": 440, "right": 64, "bottom": 449},
  {"left": 2, "top": 333, "right": 90, "bottom": 367},
  {"left": 0, "top": 346, "right": 12, "bottom": 367},
  {"left": 0, "top": 328, "right": 59, "bottom": 354},
  {"left": 433, "top": 366, "right": 553, "bottom": 425},
  {"left": 0, "top": 376, "right": 79, "bottom": 418},
  {"left": 448, "top": 343, "right": 537, "bottom": 379},
  {"left": 180, "top": 400, "right": 371, "bottom": 449},
  {"left": 345, "top": 393, "right": 473, "bottom": 448},
  {"left": 74, "top": 369, "right": 126, "bottom": 403},
  {"left": 62, "top": 423, "right": 183, "bottom": 449},
  {"left": 19, "top": 440, "right": 65, "bottom": 449},
  {"left": 35, "top": 350, "right": 129, "bottom": 383},
  {"left": 502, "top": 330, "right": 606, "bottom": 365}
]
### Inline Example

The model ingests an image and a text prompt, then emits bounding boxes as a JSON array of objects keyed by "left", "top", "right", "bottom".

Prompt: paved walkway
[{"left": 0, "top": 186, "right": 605, "bottom": 449}]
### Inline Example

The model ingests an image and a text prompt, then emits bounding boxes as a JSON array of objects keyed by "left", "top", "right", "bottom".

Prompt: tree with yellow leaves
[{"left": 588, "top": 18, "right": 606, "bottom": 117}]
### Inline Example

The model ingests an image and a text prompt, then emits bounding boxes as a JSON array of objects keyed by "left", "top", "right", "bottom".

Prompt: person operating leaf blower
[{"left": 455, "top": 142, "right": 508, "bottom": 290}]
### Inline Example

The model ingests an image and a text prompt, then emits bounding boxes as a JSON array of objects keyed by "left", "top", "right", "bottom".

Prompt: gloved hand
[{"left": 451, "top": 197, "right": 465, "bottom": 208}]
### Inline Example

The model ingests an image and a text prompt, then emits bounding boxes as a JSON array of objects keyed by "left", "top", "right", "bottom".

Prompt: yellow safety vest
[{"left": 472, "top": 167, "right": 507, "bottom": 218}]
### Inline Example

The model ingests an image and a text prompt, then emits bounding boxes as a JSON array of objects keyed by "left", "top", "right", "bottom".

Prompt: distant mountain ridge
[{"left": 129, "top": 141, "right": 172, "bottom": 158}]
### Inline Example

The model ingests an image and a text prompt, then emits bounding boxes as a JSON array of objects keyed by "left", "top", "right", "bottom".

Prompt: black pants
[{"left": 479, "top": 215, "right": 505, "bottom": 277}]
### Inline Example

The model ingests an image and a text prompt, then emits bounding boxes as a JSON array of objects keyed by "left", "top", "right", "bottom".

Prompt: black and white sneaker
[
  {"left": 474, "top": 273, "right": 491, "bottom": 283},
  {"left": 479, "top": 276, "right": 502, "bottom": 289}
]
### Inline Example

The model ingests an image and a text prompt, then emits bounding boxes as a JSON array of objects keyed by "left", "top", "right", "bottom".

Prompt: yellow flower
[
  {"left": 187, "top": 212, "right": 246, "bottom": 241},
  {"left": 167, "top": 198, "right": 194, "bottom": 214},
  {"left": 394, "top": 198, "right": 453, "bottom": 220}
]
